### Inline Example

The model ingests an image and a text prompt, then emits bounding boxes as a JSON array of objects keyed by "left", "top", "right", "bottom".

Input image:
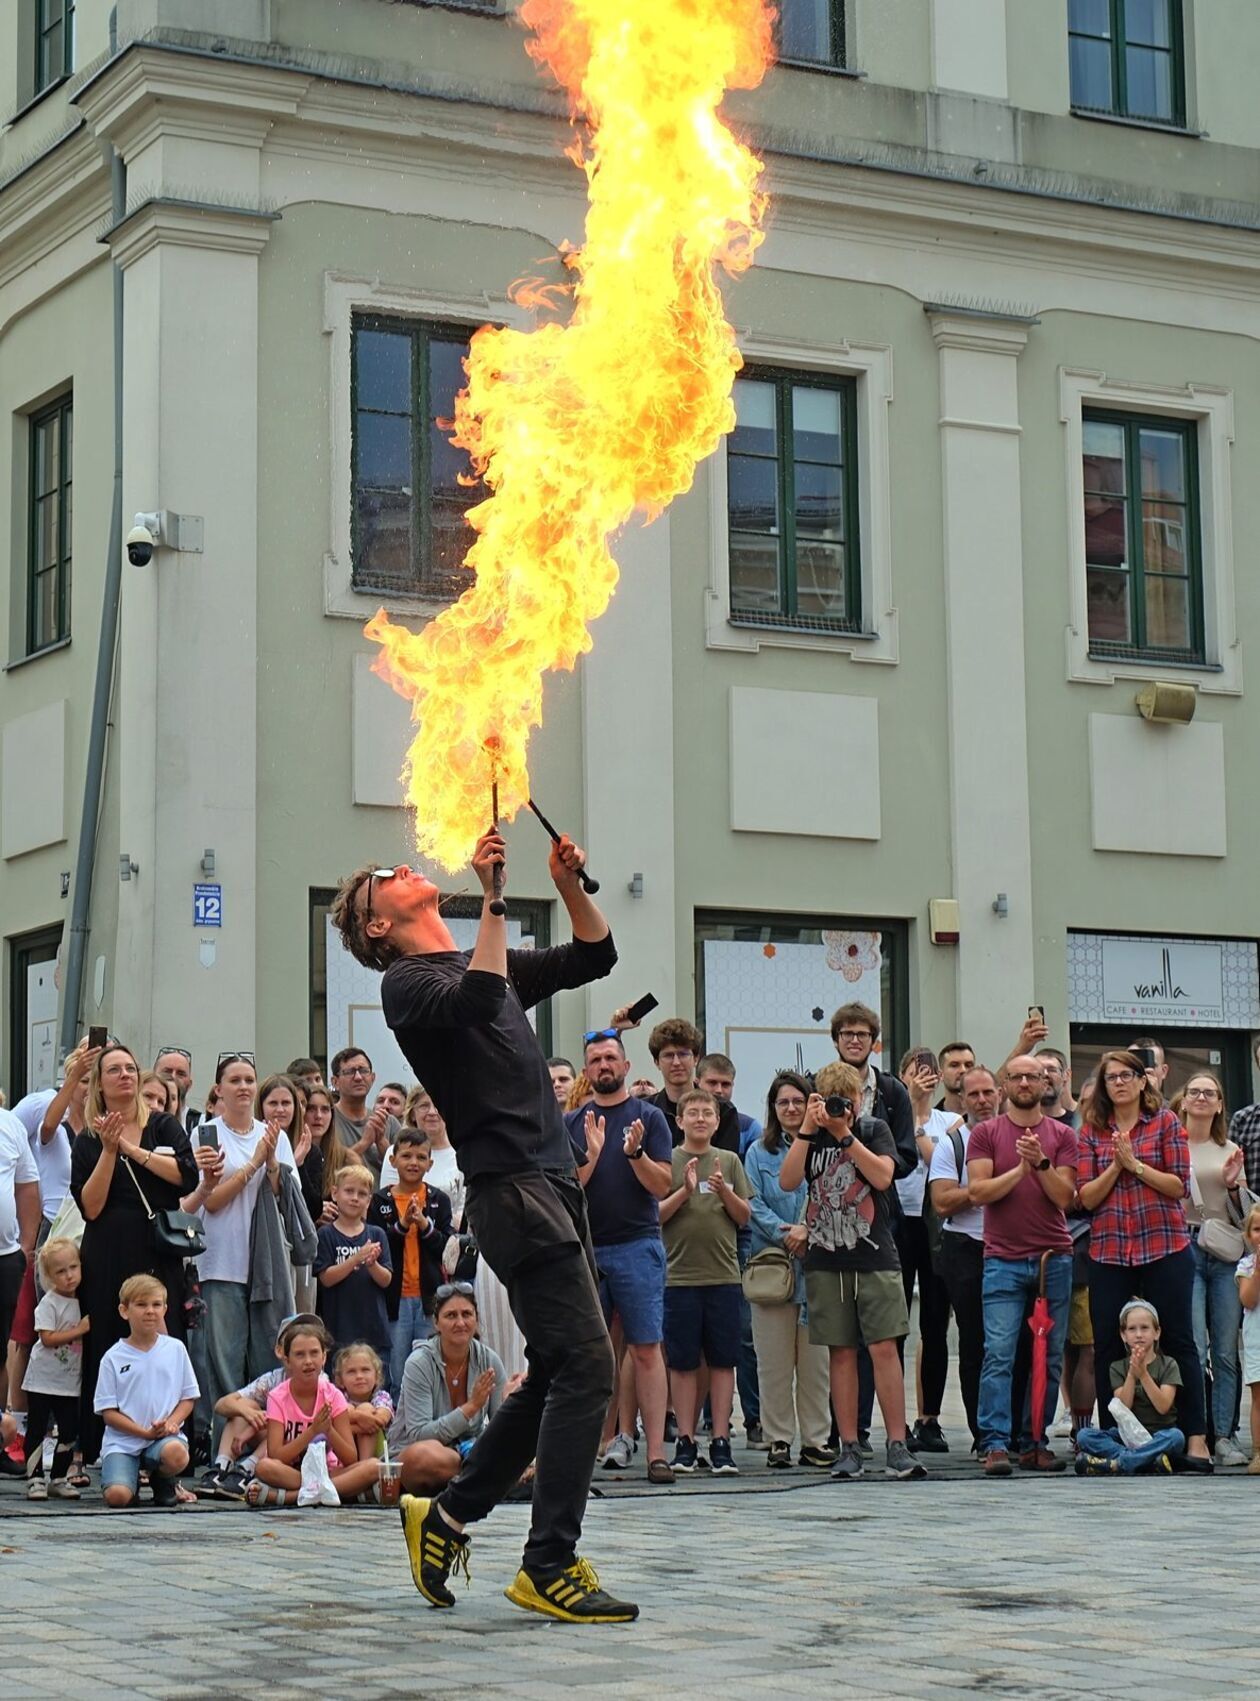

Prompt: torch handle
[
  {"left": 489, "top": 780, "right": 507, "bottom": 916},
  {"left": 527, "top": 798, "right": 601, "bottom": 895}
]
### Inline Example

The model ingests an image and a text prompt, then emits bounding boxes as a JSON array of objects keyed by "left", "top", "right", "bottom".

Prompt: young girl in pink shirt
[{"left": 248, "top": 1319, "right": 381, "bottom": 1506}]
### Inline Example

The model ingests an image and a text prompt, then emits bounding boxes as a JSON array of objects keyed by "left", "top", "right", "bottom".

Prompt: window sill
[
  {"left": 3, "top": 636, "right": 71, "bottom": 672},
  {"left": 729, "top": 614, "right": 868, "bottom": 640},
  {"left": 1087, "top": 649, "right": 1219, "bottom": 674},
  {"left": 775, "top": 59, "right": 864, "bottom": 80},
  {"left": 1070, "top": 106, "right": 1205, "bottom": 139}
]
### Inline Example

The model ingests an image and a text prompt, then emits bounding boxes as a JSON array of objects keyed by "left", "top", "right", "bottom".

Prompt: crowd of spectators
[{"left": 3, "top": 1003, "right": 1259, "bottom": 1506}]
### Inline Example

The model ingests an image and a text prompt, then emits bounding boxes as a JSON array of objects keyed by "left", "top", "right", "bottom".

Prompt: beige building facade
[{"left": 3, "top": 0, "right": 1260, "bottom": 1110}]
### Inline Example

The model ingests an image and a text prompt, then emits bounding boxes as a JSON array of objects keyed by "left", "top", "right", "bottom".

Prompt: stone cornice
[
  {"left": 106, "top": 198, "right": 278, "bottom": 269},
  {"left": 0, "top": 124, "right": 107, "bottom": 288},
  {"left": 927, "top": 307, "right": 1035, "bottom": 356}
]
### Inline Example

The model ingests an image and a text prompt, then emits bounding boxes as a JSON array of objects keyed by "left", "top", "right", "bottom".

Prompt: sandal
[
  {"left": 68, "top": 1466, "right": 91, "bottom": 1489},
  {"left": 245, "top": 1480, "right": 300, "bottom": 1507}
]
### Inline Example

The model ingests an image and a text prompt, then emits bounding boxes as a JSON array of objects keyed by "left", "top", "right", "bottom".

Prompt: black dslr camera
[{"left": 824, "top": 1094, "right": 853, "bottom": 1120}]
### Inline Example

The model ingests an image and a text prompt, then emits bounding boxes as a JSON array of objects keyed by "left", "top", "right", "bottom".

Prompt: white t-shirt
[
  {"left": 927, "top": 1119, "right": 984, "bottom": 1242},
  {"left": 196, "top": 1118, "right": 297, "bottom": 1285},
  {"left": 12, "top": 1089, "right": 73, "bottom": 1220},
  {"left": 896, "top": 1107, "right": 961, "bottom": 1218},
  {"left": 23, "top": 1291, "right": 83, "bottom": 1396},
  {"left": 0, "top": 1106, "right": 40, "bottom": 1257},
  {"left": 94, "top": 1333, "right": 201, "bottom": 1456}
]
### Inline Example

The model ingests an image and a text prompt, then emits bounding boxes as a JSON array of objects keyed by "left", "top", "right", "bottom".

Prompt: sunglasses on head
[
  {"left": 217, "top": 1051, "right": 256, "bottom": 1069},
  {"left": 583, "top": 1028, "right": 620, "bottom": 1046},
  {"left": 155, "top": 1045, "right": 192, "bottom": 1063},
  {"left": 362, "top": 868, "right": 398, "bottom": 926},
  {"left": 434, "top": 1281, "right": 476, "bottom": 1304}
]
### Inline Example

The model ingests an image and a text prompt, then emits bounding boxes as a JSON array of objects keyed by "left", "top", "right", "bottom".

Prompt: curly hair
[
  {"left": 647, "top": 1017, "right": 703, "bottom": 1062},
  {"left": 330, "top": 866, "right": 404, "bottom": 973}
]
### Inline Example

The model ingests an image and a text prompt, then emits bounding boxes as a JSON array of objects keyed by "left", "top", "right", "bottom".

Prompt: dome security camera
[{"left": 126, "top": 512, "right": 161, "bottom": 566}]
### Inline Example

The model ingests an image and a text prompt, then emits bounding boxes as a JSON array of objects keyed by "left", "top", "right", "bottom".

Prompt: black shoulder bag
[{"left": 122, "top": 1155, "right": 207, "bottom": 1260}]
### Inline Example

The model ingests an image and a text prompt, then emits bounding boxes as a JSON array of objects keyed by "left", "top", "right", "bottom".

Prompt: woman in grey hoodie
[{"left": 391, "top": 1282, "right": 519, "bottom": 1493}]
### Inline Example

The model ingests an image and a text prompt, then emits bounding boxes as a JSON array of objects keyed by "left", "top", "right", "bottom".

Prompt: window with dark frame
[
  {"left": 351, "top": 313, "right": 484, "bottom": 599},
  {"left": 309, "top": 889, "right": 553, "bottom": 1068},
  {"left": 727, "top": 368, "right": 860, "bottom": 633},
  {"left": 27, "top": 393, "right": 73, "bottom": 655},
  {"left": 1082, "top": 409, "right": 1203, "bottom": 664},
  {"left": 1068, "top": 0, "right": 1184, "bottom": 126},
  {"left": 36, "top": 0, "right": 75, "bottom": 95},
  {"left": 776, "top": 0, "right": 846, "bottom": 67}
]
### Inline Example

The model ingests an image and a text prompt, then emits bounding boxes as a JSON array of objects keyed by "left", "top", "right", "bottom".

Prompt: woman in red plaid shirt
[{"left": 1078, "top": 1050, "right": 1211, "bottom": 1469}]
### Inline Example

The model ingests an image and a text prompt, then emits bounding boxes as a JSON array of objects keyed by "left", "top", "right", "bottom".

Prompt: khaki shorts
[
  {"left": 1069, "top": 1284, "right": 1093, "bottom": 1347},
  {"left": 805, "top": 1267, "right": 909, "bottom": 1349}
]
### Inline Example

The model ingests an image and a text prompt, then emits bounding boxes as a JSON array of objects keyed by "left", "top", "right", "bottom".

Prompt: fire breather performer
[{"left": 330, "top": 828, "right": 636, "bottom": 1624}]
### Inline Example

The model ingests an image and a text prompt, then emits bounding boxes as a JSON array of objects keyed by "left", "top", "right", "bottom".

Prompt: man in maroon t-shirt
[{"left": 967, "top": 1057, "right": 1078, "bottom": 1477}]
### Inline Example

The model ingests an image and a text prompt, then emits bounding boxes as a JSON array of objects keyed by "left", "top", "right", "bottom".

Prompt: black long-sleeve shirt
[{"left": 380, "top": 932, "right": 617, "bottom": 1181}]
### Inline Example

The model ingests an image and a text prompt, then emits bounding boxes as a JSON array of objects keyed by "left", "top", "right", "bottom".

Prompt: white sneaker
[
  {"left": 600, "top": 1433, "right": 634, "bottom": 1471},
  {"left": 1215, "top": 1435, "right": 1250, "bottom": 1467},
  {"left": 1049, "top": 1413, "right": 1073, "bottom": 1439}
]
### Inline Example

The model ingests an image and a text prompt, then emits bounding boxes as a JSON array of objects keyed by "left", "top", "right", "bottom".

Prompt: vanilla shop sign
[{"left": 1101, "top": 939, "right": 1224, "bottom": 1023}]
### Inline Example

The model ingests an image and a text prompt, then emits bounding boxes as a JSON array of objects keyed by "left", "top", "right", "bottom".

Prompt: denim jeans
[
  {"left": 977, "top": 1253, "right": 1072, "bottom": 1454},
  {"left": 1190, "top": 1234, "right": 1242, "bottom": 1440},
  {"left": 1088, "top": 1247, "right": 1205, "bottom": 1438},
  {"left": 390, "top": 1296, "right": 432, "bottom": 1400},
  {"left": 1075, "top": 1424, "right": 1185, "bottom": 1473}
]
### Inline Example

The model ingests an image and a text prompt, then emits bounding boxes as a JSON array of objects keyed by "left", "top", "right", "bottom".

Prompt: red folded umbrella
[{"left": 1028, "top": 1250, "right": 1055, "bottom": 1446}]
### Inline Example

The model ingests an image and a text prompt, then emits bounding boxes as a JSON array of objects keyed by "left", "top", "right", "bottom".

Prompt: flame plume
[{"left": 367, "top": 0, "right": 775, "bottom": 871}]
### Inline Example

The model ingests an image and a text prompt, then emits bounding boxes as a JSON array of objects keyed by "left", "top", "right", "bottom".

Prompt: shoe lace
[
  {"left": 449, "top": 1541, "right": 472, "bottom": 1589},
  {"left": 566, "top": 1557, "right": 601, "bottom": 1595}
]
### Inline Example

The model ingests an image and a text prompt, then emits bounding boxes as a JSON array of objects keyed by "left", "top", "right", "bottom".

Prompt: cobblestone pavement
[{"left": 3, "top": 1445, "right": 1255, "bottom": 1700}]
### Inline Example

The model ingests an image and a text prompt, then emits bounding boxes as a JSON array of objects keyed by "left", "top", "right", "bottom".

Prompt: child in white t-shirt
[
  {"left": 22, "top": 1237, "right": 89, "bottom": 1500},
  {"left": 95, "top": 1273, "right": 200, "bottom": 1509}
]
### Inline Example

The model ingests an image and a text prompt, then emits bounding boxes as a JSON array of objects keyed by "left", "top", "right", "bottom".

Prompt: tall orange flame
[{"left": 367, "top": 0, "right": 775, "bottom": 871}]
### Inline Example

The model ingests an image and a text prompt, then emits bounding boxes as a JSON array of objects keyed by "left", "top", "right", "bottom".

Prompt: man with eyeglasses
[
  {"left": 967, "top": 1056, "right": 1078, "bottom": 1476},
  {"left": 330, "top": 829, "right": 635, "bottom": 1624},
  {"left": 154, "top": 1047, "right": 197, "bottom": 1134},
  {"left": 330, "top": 1048, "right": 399, "bottom": 1177},
  {"left": 645, "top": 1020, "right": 741, "bottom": 1153}
]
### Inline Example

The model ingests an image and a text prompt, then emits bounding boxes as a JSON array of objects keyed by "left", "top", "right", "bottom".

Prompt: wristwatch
[
  {"left": 627, "top": 1146, "right": 645, "bottom": 1161},
  {"left": 838, "top": 1134, "right": 855, "bottom": 1150},
  {"left": 1135, "top": 1160, "right": 1146, "bottom": 1179},
  {"left": 1036, "top": 1157, "right": 1051, "bottom": 1172}
]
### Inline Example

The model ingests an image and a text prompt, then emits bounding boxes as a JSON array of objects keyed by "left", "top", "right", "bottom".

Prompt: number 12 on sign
[{"left": 193, "top": 883, "right": 223, "bottom": 928}]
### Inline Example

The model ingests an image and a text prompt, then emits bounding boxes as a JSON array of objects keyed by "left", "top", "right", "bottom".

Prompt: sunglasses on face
[
  {"left": 217, "top": 1051, "right": 256, "bottom": 1070},
  {"left": 362, "top": 868, "right": 398, "bottom": 927}
]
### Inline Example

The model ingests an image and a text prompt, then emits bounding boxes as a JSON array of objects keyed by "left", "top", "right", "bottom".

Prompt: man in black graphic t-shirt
[{"left": 331, "top": 826, "right": 636, "bottom": 1625}]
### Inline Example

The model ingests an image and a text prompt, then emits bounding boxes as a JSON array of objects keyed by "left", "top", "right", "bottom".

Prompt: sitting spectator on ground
[
  {"left": 334, "top": 1342, "right": 395, "bottom": 1461},
  {"left": 22, "top": 1237, "right": 87, "bottom": 1500},
  {"left": 967, "top": 1056, "right": 1077, "bottom": 1476},
  {"left": 1074, "top": 1299, "right": 1186, "bottom": 1475},
  {"left": 569, "top": 1031, "right": 674, "bottom": 1484},
  {"left": 367, "top": 1130, "right": 454, "bottom": 1398},
  {"left": 391, "top": 1282, "right": 513, "bottom": 1494},
  {"left": 95, "top": 1274, "right": 199, "bottom": 1509},
  {"left": 780, "top": 1063, "right": 924, "bottom": 1483},
  {"left": 660, "top": 1088, "right": 752, "bottom": 1476},
  {"left": 743, "top": 1071, "right": 834, "bottom": 1471},
  {"left": 251, "top": 1319, "right": 381, "bottom": 1506},
  {"left": 198, "top": 1313, "right": 324, "bottom": 1501},
  {"left": 314, "top": 1165, "right": 393, "bottom": 1360}
]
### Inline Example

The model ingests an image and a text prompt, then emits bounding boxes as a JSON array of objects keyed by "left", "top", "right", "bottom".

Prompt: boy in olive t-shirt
[{"left": 659, "top": 1089, "right": 752, "bottom": 1475}]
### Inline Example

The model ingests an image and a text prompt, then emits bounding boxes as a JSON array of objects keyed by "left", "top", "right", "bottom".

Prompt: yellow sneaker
[
  {"left": 399, "top": 1494, "right": 470, "bottom": 1608},
  {"left": 505, "top": 1556, "right": 639, "bottom": 1623}
]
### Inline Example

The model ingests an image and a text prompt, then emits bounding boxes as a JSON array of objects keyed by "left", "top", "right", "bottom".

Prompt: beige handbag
[{"left": 742, "top": 1245, "right": 796, "bottom": 1305}]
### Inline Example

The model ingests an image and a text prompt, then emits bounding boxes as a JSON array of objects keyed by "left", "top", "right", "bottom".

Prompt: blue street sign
[{"left": 193, "top": 883, "right": 223, "bottom": 928}]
